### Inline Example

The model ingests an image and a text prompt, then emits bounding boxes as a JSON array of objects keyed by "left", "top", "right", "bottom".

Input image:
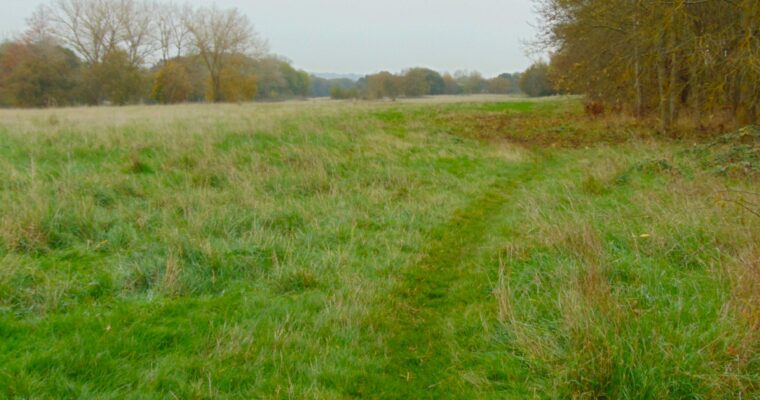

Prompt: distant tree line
[
  {"left": 0, "top": 0, "right": 553, "bottom": 108},
  {"left": 536, "top": 0, "right": 759, "bottom": 128},
  {"left": 323, "top": 69, "right": 524, "bottom": 100},
  {"left": 0, "top": 0, "right": 313, "bottom": 107}
]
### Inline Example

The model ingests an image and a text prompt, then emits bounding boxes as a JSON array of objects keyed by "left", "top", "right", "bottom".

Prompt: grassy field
[{"left": 0, "top": 97, "right": 757, "bottom": 398}]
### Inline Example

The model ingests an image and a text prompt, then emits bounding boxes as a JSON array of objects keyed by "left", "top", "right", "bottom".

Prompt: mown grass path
[{"left": 351, "top": 156, "right": 544, "bottom": 399}]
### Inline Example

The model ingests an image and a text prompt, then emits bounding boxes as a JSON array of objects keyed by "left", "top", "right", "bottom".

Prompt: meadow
[{"left": 0, "top": 96, "right": 757, "bottom": 398}]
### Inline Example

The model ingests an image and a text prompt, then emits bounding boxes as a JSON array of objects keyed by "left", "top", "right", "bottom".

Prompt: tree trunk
[
  {"left": 731, "top": 74, "right": 741, "bottom": 118},
  {"left": 212, "top": 74, "right": 223, "bottom": 103},
  {"left": 632, "top": 2, "right": 643, "bottom": 117},
  {"left": 667, "top": 32, "right": 679, "bottom": 131},
  {"left": 690, "top": 58, "right": 702, "bottom": 127},
  {"left": 657, "top": 35, "right": 669, "bottom": 132},
  {"left": 634, "top": 58, "right": 642, "bottom": 118}
]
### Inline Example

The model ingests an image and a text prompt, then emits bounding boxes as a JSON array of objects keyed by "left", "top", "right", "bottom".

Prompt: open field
[{"left": 0, "top": 97, "right": 757, "bottom": 398}]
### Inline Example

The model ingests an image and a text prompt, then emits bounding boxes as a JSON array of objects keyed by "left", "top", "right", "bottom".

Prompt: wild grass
[
  {"left": 0, "top": 96, "right": 756, "bottom": 398},
  {"left": 490, "top": 145, "right": 758, "bottom": 398}
]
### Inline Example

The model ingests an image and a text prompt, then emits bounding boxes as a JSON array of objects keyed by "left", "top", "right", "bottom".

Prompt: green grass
[{"left": 0, "top": 98, "right": 757, "bottom": 398}]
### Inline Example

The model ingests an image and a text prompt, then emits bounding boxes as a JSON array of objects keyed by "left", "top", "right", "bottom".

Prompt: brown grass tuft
[
  {"left": 162, "top": 248, "right": 183, "bottom": 295},
  {"left": 729, "top": 246, "right": 760, "bottom": 342}
]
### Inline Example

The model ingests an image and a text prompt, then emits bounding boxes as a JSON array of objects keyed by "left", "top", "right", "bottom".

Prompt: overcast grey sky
[{"left": 1, "top": 0, "right": 540, "bottom": 77}]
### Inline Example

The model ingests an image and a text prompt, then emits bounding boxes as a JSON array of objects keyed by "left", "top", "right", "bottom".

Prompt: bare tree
[
  {"left": 24, "top": 5, "right": 55, "bottom": 43},
  {"left": 47, "top": 0, "right": 158, "bottom": 66},
  {"left": 117, "top": 0, "right": 156, "bottom": 66},
  {"left": 186, "top": 5, "right": 268, "bottom": 102},
  {"left": 154, "top": 1, "right": 191, "bottom": 62},
  {"left": 47, "top": 0, "right": 121, "bottom": 64}
]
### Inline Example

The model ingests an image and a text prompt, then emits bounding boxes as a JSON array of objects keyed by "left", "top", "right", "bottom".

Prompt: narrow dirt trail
[{"left": 352, "top": 158, "right": 544, "bottom": 399}]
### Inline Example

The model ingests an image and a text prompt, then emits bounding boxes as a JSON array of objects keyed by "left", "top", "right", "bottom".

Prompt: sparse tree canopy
[
  {"left": 155, "top": 2, "right": 192, "bottom": 62},
  {"left": 117, "top": 0, "right": 156, "bottom": 66},
  {"left": 186, "top": 5, "right": 267, "bottom": 102},
  {"left": 47, "top": 0, "right": 122, "bottom": 64},
  {"left": 46, "top": 0, "right": 157, "bottom": 67}
]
